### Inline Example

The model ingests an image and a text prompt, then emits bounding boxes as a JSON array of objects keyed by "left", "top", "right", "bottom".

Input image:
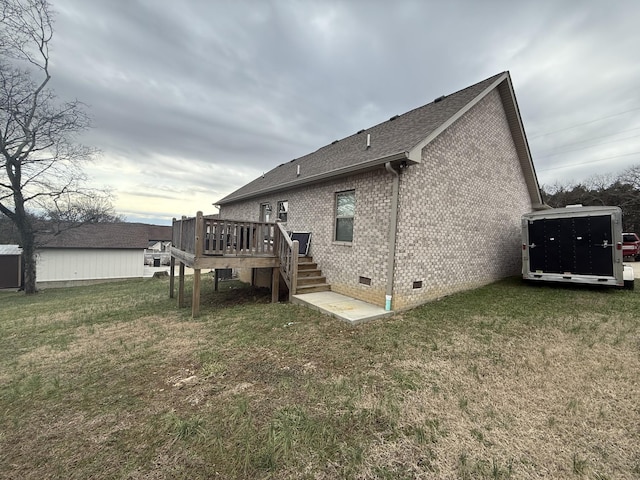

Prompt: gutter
[{"left": 384, "top": 161, "right": 401, "bottom": 311}]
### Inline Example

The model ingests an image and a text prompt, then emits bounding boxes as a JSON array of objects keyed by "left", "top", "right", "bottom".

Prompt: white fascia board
[{"left": 498, "top": 76, "right": 544, "bottom": 206}]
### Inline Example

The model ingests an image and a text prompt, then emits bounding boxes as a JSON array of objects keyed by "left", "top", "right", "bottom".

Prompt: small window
[
  {"left": 277, "top": 201, "right": 288, "bottom": 222},
  {"left": 335, "top": 190, "right": 355, "bottom": 242}
]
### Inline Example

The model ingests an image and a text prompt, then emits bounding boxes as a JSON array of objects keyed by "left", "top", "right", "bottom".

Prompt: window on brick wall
[
  {"left": 277, "top": 200, "right": 288, "bottom": 222},
  {"left": 335, "top": 190, "right": 355, "bottom": 242}
]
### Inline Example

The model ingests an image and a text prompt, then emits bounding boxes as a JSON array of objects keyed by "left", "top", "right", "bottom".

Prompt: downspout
[{"left": 384, "top": 161, "right": 401, "bottom": 311}]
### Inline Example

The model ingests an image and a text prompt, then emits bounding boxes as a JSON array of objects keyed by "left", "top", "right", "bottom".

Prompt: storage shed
[
  {"left": 0, "top": 245, "right": 22, "bottom": 289},
  {"left": 36, "top": 223, "right": 171, "bottom": 287}
]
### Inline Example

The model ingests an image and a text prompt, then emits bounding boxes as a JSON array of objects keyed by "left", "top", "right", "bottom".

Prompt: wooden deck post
[
  {"left": 192, "top": 269, "right": 201, "bottom": 317},
  {"left": 178, "top": 262, "right": 185, "bottom": 307},
  {"left": 214, "top": 269, "right": 219, "bottom": 292},
  {"left": 169, "top": 255, "right": 175, "bottom": 298},
  {"left": 271, "top": 267, "right": 280, "bottom": 303},
  {"left": 191, "top": 211, "right": 204, "bottom": 317}
]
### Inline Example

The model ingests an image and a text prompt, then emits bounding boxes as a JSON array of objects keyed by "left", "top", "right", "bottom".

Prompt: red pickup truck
[{"left": 622, "top": 233, "right": 640, "bottom": 260}]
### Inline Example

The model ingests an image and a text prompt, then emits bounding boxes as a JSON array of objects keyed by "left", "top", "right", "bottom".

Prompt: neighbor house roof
[
  {"left": 37, "top": 223, "right": 172, "bottom": 249},
  {"left": 216, "top": 71, "right": 542, "bottom": 207}
]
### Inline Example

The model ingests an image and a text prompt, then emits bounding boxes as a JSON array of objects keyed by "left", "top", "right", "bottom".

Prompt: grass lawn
[{"left": 0, "top": 276, "right": 638, "bottom": 479}]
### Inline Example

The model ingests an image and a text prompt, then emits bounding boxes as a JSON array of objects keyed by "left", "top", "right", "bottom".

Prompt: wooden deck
[{"left": 170, "top": 212, "right": 298, "bottom": 316}]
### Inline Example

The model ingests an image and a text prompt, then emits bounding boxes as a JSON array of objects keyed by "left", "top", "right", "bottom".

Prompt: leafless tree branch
[{"left": 1, "top": 0, "right": 116, "bottom": 293}]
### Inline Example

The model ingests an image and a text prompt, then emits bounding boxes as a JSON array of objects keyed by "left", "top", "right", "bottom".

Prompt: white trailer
[{"left": 522, "top": 205, "right": 634, "bottom": 289}]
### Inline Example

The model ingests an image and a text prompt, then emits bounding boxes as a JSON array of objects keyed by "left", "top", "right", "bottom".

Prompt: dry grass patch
[
  {"left": 16, "top": 315, "right": 204, "bottom": 368},
  {"left": 1, "top": 277, "right": 639, "bottom": 479},
  {"left": 358, "top": 326, "right": 640, "bottom": 479}
]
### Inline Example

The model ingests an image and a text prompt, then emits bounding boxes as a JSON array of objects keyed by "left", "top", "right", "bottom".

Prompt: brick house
[{"left": 209, "top": 71, "right": 543, "bottom": 310}]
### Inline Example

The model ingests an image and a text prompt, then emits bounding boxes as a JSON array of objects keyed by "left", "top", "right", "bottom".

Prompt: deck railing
[
  {"left": 172, "top": 213, "right": 278, "bottom": 257},
  {"left": 276, "top": 222, "right": 299, "bottom": 299},
  {"left": 172, "top": 212, "right": 301, "bottom": 298}
]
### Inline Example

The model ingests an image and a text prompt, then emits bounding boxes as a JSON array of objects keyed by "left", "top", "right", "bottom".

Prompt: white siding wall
[{"left": 36, "top": 249, "right": 144, "bottom": 282}]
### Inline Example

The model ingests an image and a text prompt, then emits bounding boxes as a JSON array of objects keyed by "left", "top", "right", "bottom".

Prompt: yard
[{"left": 0, "top": 276, "right": 638, "bottom": 479}]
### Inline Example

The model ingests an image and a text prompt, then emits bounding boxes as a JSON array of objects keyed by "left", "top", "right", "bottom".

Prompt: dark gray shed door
[{"left": 0, "top": 255, "right": 21, "bottom": 288}]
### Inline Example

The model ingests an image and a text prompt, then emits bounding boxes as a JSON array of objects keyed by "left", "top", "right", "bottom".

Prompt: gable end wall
[{"left": 392, "top": 88, "right": 532, "bottom": 309}]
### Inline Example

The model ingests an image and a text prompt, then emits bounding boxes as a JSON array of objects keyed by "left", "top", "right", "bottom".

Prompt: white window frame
[
  {"left": 277, "top": 200, "right": 288, "bottom": 223},
  {"left": 334, "top": 190, "right": 355, "bottom": 244}
]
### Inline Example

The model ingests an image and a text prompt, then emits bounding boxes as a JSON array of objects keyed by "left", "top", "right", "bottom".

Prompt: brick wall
[
  {"left": 219, "top": 170, "right": 394, "bottom": 306},
  {"left": 392, "top": 89, "right": 532, "bottom": 309}
]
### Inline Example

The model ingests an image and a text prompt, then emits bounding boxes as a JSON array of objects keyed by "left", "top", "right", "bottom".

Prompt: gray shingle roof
[
  {"left": 37, "top": 223, "right": 172, "bottom": 249},
  {"left": 217, "top": 71, "right": 509, "bottom": 205}
]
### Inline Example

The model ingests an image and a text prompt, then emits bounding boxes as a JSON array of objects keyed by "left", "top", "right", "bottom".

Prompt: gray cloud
[{"left": 37, "top": 0, "right": 640, "bottom": 222}]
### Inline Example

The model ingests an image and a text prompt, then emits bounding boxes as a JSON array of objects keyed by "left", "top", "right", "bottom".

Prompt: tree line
[{"left": 542, "top": 164, "right": 640, "bottom": 232}]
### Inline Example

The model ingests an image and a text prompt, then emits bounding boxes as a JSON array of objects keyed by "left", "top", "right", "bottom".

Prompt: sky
[{"left": 39, "top": 0, "right": 640, "bottom": 225}]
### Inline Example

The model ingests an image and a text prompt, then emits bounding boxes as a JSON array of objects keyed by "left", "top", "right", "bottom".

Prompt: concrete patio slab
[{"left": 291, "top": 291, "right": 394, "bottom": 324}]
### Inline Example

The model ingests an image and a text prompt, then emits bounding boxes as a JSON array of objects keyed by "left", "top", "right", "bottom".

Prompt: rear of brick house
[{"left": 216, "top": 71, "right": 544, "bottom": 310}]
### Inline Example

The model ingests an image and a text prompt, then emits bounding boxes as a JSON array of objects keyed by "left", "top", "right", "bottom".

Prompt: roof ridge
[
  {"left": 387, "top": 71, "right": 507, "bottom": 121},
  {"left": 312, "top": 71, "right": 509, "bottom": 149}
]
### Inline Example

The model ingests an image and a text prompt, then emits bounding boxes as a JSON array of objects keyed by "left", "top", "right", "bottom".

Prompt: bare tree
[
  {"left": 542, "top": 164, "right": 640, "bottom": 232},
  {"left": 1, "top": 0, "right": 113, "bottom": 293},
  {"left": 620, "top": 164, "right": 640, "bottom": 190}
]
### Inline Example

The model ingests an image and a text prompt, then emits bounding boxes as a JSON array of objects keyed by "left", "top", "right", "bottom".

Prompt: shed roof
[
  {"left": 216, "top": 71, "right": 542, "bottom": 207},
  {"left": 0, "top": 245, "right": 22, "bottom": 255},
  {"left": 38, "top": 223, "right": 172, "bottom": 249}
]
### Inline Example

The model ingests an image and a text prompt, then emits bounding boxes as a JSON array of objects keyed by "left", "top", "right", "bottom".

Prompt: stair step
[
  {"left": 298, "top": 256, "right": 314, "bottom": 263},
  {"left": 295, "top": 283, "right": 331, "bottom": 294},
  {"left": 297, "top": 262, "right": 318, "bottom": 270},
  {"left": 297, "top": 275, "right": 326, "bottom": 286},
  {"left": 297, "top": 269, "right": 322, "bottom": 278}
]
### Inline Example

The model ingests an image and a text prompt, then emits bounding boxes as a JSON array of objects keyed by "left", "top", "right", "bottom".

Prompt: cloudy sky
[{"left": 43, "top": 0, "right": 640, "bottom": 224}]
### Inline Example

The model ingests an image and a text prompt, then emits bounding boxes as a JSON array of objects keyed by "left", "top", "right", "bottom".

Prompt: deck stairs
[{"left": 295, "top": 256, "right": 331, "bottom": 294}]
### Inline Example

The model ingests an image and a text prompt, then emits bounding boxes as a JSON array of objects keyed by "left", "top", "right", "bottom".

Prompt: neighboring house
[
  {"left": 0, "top": 245, "right": 22, "bottom": 289},
  {"left": 145, "top": 240, "right": 172, "bottom": 266},
  {"left": 145, "top": 226, "right": 173, "bottom": 266},
  {"left": 148, "top": 240, "right": 172, "bottom": 252},
  {"left": 213, "top": 71, "right": 544, "bottom": 310},
  {"left": 36, "top": 223, "right": 172, "bottom": 287}
]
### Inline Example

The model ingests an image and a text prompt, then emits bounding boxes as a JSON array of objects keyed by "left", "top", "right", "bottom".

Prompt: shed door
[{"left": 0, "top": 255, "right": 20, "bottom": 288}]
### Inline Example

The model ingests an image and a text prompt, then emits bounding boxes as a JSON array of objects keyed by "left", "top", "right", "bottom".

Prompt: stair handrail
[{"left": 276, "top": 221, "right": 299, "bottom": 299}]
